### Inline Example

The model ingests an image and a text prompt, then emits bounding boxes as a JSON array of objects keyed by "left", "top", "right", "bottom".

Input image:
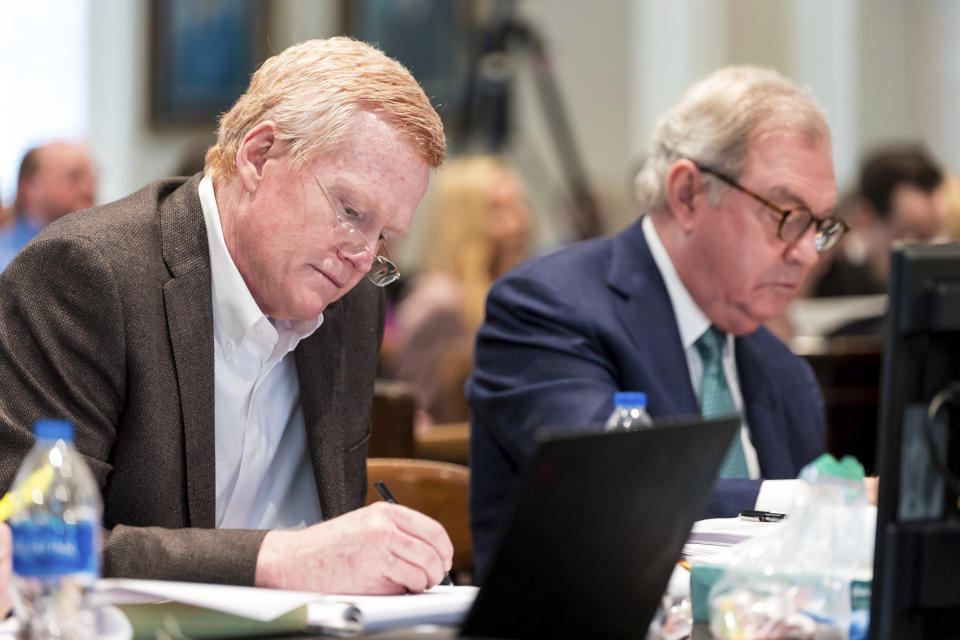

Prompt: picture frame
[
  {"left": 343, "top": 0, "right": 471, "bottom": 120},
  {"left": 150, "top": 0, "right": 268, "bottom": 125}
]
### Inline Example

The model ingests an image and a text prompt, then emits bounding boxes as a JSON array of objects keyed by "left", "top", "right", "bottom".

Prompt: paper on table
[
  {"left": 688, "top": 517, "right": 785, "bottom": 546},
  {"left": 683, "top": 517, "right": 785, "bottom": 565},
  {"left": 93, "top": 578, "right": 478, "bottom": 636},
  {"left": 326, "top": 585, "right": 479, "bottom": 632},
  {"left": 94, "top": 578, "right": 345, "bottom": 622}
]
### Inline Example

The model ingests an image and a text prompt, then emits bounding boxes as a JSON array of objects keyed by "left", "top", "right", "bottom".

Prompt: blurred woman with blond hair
[{"left": 388, "top": 155, "right": 533, "bottom": 429}]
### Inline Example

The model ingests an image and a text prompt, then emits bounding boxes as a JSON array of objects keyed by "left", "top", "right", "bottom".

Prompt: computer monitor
[{"left": 870, "top": 244, "right": 960, "bottom": 639}]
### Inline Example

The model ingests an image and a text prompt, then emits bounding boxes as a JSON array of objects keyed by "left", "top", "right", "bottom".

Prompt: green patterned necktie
[{"left": 695, "top": 326, "right": 749, "bottom": 479}]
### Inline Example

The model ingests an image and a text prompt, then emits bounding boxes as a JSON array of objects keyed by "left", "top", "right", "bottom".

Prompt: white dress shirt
[
  {"left": 641, "top": 215, "right": 798, "bottom": 510},
  {"left": 199, "top": 176, "right": 324, "bottom": 530}
]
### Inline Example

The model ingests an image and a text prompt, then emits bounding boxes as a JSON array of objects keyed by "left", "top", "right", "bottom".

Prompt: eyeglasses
[
  {"left": 692, "top": 162, "right": 849, "bottom": 252},
  {"left": 308, "top": 169, "right": 400, "bottom": 287}
]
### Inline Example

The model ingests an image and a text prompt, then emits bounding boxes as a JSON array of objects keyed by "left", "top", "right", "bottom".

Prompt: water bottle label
[{"left": 10, "top": 520, "right": 98, "bottom": 577}]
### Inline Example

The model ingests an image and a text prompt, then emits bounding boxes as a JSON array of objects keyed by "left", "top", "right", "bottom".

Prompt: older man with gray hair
[{"left": 467, "top": 65, "right": 851, "bottom": 577}]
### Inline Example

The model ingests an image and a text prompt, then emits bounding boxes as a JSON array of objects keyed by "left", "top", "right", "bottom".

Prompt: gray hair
[{"left": 634, "top": 65, "right": 831, "bottom": 213}]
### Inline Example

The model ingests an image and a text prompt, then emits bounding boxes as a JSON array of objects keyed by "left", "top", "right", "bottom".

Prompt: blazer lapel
[
  {"left": 735, "top": 336, "right": 790, "bottom": 476},
  {"left": 160, "top": 174, "right": 217, "bottom": 528},
  {"left": 296, "top": 299, "right": 349, "bottom": 519},
  {"left": 606, "top": 219, "right": 700, "bottom": 417}
]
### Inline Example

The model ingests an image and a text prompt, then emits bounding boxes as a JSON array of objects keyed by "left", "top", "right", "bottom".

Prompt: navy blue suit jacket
[{"left": 466, "top": 218, "right": 826, "bottom": 577}]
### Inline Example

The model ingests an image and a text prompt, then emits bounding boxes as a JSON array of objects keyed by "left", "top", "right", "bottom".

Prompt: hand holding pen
[
  {"left": 256, "top": 485, "right": 452, "bottom": 594},
  {"left": 375, "top": 480, "right": 455, "bottom": 586}
]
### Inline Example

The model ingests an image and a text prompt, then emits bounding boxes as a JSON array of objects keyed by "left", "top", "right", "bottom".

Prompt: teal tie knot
[{"left": 695, "top": 326, "right": 748, "bottom": 478}]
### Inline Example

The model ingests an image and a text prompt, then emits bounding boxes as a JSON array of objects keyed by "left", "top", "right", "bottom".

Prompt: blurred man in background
[
  {"left": 813, "top": 145, "right": 945, "bottom": 297},
  {"left": 0, "top": 141, "right": 97, "bottom": 269}
]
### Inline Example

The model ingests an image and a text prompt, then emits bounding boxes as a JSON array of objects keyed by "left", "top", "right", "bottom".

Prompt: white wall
[
  {"left": 0, "top": 2, "right": 90, "bottom": 205},
  {"left": 8, "top": 1, "right": 960, "bottom": 226},
  {"left": 88, "top": 0, "right": 210, "bottom": 204},
  {"left": 87, "top": 0, "right": 341, "bottom": 205}
]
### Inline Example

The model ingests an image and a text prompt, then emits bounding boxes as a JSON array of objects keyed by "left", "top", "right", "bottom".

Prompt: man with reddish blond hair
[{"left": 0, "top": 37, "right": 452, "bottom": 594}]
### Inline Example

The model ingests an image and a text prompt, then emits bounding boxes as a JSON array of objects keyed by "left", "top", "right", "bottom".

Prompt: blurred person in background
[
  {"left": 812, "top": 145, "right": 945, "bottom": 298},
  {"left": 385, "top": 155, "right": 533, "bottom": 430},
  {"left": 0, "top": 141, "right": 97, "bottom": 270}
]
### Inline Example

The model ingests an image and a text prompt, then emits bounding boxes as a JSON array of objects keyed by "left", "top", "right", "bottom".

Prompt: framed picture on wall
[
  {"left": 343, "top": 0, "right": 472, "bottom": 121},
  {"left": 150, "top": 0, "right": 268, "bottom": 124}
]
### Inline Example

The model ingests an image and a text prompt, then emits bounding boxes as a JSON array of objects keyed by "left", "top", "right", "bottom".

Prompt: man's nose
[
  {"left": 342, "top": 246, "right": 376, "bottom": 273},
  {"left": 786, "top": 223, "right": 820, "bottom": 268}
]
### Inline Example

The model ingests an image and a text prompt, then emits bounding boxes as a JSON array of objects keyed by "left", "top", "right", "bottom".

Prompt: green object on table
[
  {"left": 118, "top": 602, "right": 308, "bottom": 639},
  {"left": 689, "top": 564, "right": 725, "bottom": 623},
  {"left": 811, "top": 453, "right": 865, "bottom": 480}
]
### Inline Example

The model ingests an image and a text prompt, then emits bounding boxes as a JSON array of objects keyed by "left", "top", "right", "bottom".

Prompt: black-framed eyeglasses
[
  {"left": 692, "top": 161, "right": 849, "bottom": 252},
  {"left": 308, "top": 169, "right": 400, "bottom": 287}
]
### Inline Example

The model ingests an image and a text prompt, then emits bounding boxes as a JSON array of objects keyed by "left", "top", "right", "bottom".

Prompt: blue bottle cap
[
  {"left": 33, "top": 419, "right": 74, "bottom": 442},
  {"left": 613, "top": 391, "right": 647, "bottom": 407}
]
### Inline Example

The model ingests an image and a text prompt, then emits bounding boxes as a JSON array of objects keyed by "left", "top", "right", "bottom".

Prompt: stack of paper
[{"left": 683, "top": 517, "right": 785, "bottom": 565}]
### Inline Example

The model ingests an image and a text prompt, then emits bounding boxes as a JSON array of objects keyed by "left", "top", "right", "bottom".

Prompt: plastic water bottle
[
  {"left": 8, "top": 419, "right": 102, "bottom": 639},
  {"left": 604, "top": 391, "right": 654, "bottom": 432}
]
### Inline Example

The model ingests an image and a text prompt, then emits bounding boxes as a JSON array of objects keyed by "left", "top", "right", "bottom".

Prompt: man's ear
[
  {"left": 665, "top": 159, "right": 704, "bottom": 232},
  {"left": 235, "top": 121, "right": 278, "bottom": 192}
]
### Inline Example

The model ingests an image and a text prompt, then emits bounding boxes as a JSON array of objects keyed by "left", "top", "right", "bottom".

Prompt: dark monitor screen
[{"left": 870, "top": 243, "right": 960, "bottom": 639}]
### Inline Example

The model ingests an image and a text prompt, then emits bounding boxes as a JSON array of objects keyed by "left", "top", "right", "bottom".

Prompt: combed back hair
[
  {"left": 859, "top": 146, "right": 943, "bottom": 219},
  {"left": 634, "top": 65, "right": 831, "bottom": 213},
  {"left": 205, "top": 37, "right": 445, "bottom": 182}
]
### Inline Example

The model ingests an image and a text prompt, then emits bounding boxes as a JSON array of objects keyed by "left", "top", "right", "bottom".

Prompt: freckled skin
[{"left": 219, "top": 111, "right": 430, "bottom": 321}]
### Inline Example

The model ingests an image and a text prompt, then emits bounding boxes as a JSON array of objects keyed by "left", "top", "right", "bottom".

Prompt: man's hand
[
  {"left": 864, "top": 476, "right": 879, "bottom": 506},
  {"left": 254, "top": 502, "right": 453, "bottom": 594},
  {"left": 0, "top": 523, "right": 12, "bottom": 617}
]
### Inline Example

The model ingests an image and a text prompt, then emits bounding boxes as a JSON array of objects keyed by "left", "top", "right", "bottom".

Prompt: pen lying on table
[
  {"left": 738, "top": 509, "right": 787, "bottom": 522},
  {"left": 374, "top": 480, "right": 455, "bottom": 586}
]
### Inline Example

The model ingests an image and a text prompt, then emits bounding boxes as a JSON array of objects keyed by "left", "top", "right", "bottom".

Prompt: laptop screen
[{"left": 461, "top": 416, "right": 738, "bottom": 639}]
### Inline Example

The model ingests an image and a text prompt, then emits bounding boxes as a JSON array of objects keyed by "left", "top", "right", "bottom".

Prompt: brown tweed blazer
[{"left": 0, "top": 174, "right": 383, "bottom": 585}]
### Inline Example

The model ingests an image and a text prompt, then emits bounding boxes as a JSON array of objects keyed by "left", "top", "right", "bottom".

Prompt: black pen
[
  {"left": 738, "top": 509, "right": 787, "bottom": 522},
  {"left": 374, "top": 480, "right": 454, "bottom": 586}
]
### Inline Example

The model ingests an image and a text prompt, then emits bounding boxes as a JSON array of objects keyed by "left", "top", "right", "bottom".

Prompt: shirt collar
[
  {"left": 641, "top": 215, "right": 720, "bottom": 352},
  {"left": 198, "top": 176, "right": 323, "bottom": 349}
]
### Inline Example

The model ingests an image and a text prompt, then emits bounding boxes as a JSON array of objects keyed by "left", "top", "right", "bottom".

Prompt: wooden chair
[
  {"left": 798, "top": 334, "right": 883, "bottom": 474},
  {"left": 414, "top": 421, "right": 470, "bottom": 465},
  {"left": 365, "top": 458, "right": 472, "bottom": 580},
  {"left": 369, "top": 380, "right": 417, "bottom": 458}
]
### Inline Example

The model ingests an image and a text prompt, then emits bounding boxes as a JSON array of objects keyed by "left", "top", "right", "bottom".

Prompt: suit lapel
[
  {"left": 606, "top": 219, "right": 700, "bottom": 417},
  {"left": 160, "top": 174, "right": 217, "bottom": 528},
  {"left": 296, "top": 299, "right": 349, "bottom": 519},
  {"left": 735, "top": 335, "right": 790, "bottom": 476}
]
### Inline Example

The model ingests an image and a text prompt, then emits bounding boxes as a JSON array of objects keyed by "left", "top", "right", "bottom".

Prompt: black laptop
[{"left": 461, "top": 416, "right": 739, "bottom": 639}]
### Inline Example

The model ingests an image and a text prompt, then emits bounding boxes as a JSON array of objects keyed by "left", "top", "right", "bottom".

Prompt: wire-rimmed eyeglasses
[
  {"left": 692, "top": 161, "right": 849, "bottom": 252},
  {"left": 308, "top": 169, "right": 399, "bottom": 287}
]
